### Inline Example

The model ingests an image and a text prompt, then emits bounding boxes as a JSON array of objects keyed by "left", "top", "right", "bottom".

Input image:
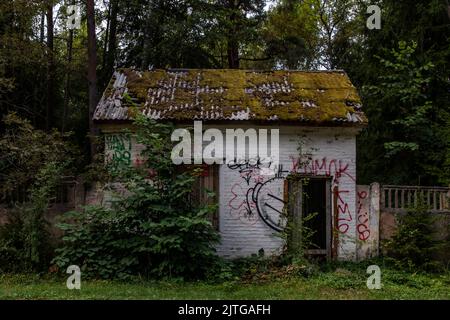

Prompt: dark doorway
[
  {"left": 303, "top": 179, "right": 328, "bottom": 251},
  {"left": 287, "top": 177, "right": 331, "bottom": 258}
]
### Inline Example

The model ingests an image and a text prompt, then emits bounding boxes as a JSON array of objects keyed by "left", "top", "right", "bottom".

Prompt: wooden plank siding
[{"left": 191, "top": 165, "right": 220, "bottom": 230}]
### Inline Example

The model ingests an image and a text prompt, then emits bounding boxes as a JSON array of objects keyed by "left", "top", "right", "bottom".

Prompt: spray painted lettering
[
  {"left": 227, "top": 156, "right": 355, "bottom": 234},
  {"left": 357, "top": 190, "right": 370, "bottom": 241},
  {"left": 105, "top": 134, "right": 132, "bottom": 172},
  {"left": 290, "top": 157, "right": 355, "bottom": 234},
  {"left": 290, "top": 157, "right": 355, "bottom": 184}
]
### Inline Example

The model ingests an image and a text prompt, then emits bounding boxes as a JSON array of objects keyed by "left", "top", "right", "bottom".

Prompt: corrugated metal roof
[{"left": 93, "top": 68, "right": 367, "bottom": 125}]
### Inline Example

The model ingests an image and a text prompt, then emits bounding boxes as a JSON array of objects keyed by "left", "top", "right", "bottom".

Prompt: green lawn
[{"left": 1, "top": 267, "right": 450, "bottom": 300}]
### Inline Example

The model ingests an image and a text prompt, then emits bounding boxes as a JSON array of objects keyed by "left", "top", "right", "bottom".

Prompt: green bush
[
  {"left": 384, "top": 202, "right": 446, "bottom": 273},
  {"left": 0, "top": 114, "right": 77, "bottom": 273},
  {"left": 53, "top": 116, "right": 221, "bottom": 280},
  {"left": 0, "top": 162, "right": 66, "bottom": 272}
]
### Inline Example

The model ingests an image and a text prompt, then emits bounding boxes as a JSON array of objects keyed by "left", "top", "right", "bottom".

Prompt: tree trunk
[
  {"left": 226, "top": 1, "right": 239, "bottom": 69},
  {"left": 87, "top": 0, "right": 98, "bottom": 157},
  {"left": 62, "top": 28, "right": 73, "bottom": 133},
  {"left": 46, "top": 2, "right": 54, "bottom": 130},
  {"left": 106, "top": 0, "right": 118, "bottom": 74},
  {"left": 227, "top": 38, "right": 239, "bottom": 69},
  {"left": 62, "top": 0, "right": 76, "bottom": 133},
  {"left": 101, "top": 0, "right": 118, "bottom": 88},
  {"left": 101, "top": 1, "right": 111, "bottom": 74},
  {"left": 40, "top": 13, "right": 45, "bottom": 43}
]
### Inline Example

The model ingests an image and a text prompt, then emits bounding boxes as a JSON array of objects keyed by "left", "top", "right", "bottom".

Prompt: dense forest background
[{"left": 1, "top": 0, "right": 449, "bottom": 186}]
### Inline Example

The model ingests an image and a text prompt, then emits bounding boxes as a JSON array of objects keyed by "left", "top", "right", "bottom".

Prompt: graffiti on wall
[
  {"left": 356, "top": 190, "right": 370, "bottom": 241},
  {"left": 227, "top": 158, "right": 289, "bottom": 231},
  {"left": 291, "top": 156, "right": 356, "bottom": 235},
  {"left": 290, "top": 157, "right": 355, "bottom": 184},
  {"left": 227, "top": 156, "right": 357, "bottom": 236},
  {"left": 105, "top": 134, "right": 132, "bottom": 172}
]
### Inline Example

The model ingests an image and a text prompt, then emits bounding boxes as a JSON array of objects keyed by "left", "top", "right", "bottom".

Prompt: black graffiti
[
  {"left": 251, "top": 176, "right": 286, "bottom": 232},
  {"left": 227, "top": 157, "right": 269, "bottom": 185},
  {"left": 227, "top": 157, "right": 289, "bottom": 231}
]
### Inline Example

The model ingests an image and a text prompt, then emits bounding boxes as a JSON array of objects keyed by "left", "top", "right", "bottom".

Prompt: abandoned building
[
  {"left": 92, "top": 68, "right": 379, "bottom": 261},
  {"left": 2, "top": 68, "right": 448, "bottom": 261}
]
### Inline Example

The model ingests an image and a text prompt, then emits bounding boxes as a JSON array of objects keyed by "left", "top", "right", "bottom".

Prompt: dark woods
[
  {"left": 1, "top": 0, "right": 449, "bottom": 186},
  {"left": 0, "top": 0, "right": 449, "bottom": 279}
]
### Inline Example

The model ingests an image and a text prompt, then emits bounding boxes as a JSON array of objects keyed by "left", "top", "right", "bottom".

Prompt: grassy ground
[{"left": 1, "top": 264, "right": 450, "bottom": 300}]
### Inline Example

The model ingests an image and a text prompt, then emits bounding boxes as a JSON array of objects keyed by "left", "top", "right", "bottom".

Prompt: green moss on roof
[{"left": 94, "top": 68, "right": 367, "bottom": 125}]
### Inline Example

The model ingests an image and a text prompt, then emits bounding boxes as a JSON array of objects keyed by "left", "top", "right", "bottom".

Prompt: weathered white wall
[
  {"left": 355, "top": 183, "right": 380, "bottom": 260},
  {"left": 103, "top": 125, "right": 362, "bottom": 260},
  {"left": 214, "top": 126, "right": 358, "bottom": 260}
]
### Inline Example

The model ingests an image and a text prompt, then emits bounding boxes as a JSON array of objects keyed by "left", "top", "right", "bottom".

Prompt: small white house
[{"left": 93, "top": 68, "right": 370, "bottom": 260}]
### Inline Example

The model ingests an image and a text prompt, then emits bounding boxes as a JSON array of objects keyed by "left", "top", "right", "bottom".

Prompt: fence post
[
  {"left": 370, "top": 182, "right": 381, "bottom": 257},
  {"left": 446, "top": 187, "right": 450, "bottom": 210}
]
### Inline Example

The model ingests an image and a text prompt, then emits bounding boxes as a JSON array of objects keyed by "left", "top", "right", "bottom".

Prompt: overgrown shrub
[
  {"left": 53, "top": 115, "right": 221, "bottom": 280},
  {"left": 0, "top": 162, "right": 67, "bottom": 272},
  {"left": 0, "top": 113, "right": 78, "bottom": 197},
  {"left": 384, "top": 202, "right": 447, "bottom": 273},
  {"left": 0, "top": 114, "right": 76, "bottom": 272}
]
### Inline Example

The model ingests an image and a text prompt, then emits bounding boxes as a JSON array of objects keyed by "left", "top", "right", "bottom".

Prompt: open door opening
[{"left": 287, "top": 176, "right": 331, "bottom": 259}]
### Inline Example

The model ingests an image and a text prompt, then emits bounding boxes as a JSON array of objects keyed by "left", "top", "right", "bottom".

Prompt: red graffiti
[
  {"left": 228, "top": 183, "right": 246, "bottom": 211},
  {"left": 357, "top": 190, "right": 368, "bottom": 199},
  {"left": 253, "top": 174, "right": 265, "bottom": 184},
  {"left": 227, "top": 182, "right": 260, "bottom": 225},
  {"left": 289, "top": 156, "right": 357, "bottom": 235},
  {"left": 228, "top": 156, "right": 358, "bottom": 234},
  {"left": 356, "top": 190, "right": 370, "bottom": 241},
  {"left": 290, "top": 157, "right": 355, "bottom": 184},
  {"left": 290, "top": 156, "right": 301, "bottom": 173},
  {"left": 134, "top": 156, "right": 146, "bottom": 167},
  {"left": 334, "top": 188, "right": 352, "bottom": 234}
]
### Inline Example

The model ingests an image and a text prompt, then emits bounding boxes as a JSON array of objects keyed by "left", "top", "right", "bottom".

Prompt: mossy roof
[{"left": 93, "top": 68, "right": 367, "bottom": 125}]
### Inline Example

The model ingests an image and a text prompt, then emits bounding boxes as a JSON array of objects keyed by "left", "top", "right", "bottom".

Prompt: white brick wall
[
  {"left": 104, "top": 125, "right": 360, "bottom": 260},
  {"left": 215, "top": 126, "right": 358, "bottom": 260}
]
